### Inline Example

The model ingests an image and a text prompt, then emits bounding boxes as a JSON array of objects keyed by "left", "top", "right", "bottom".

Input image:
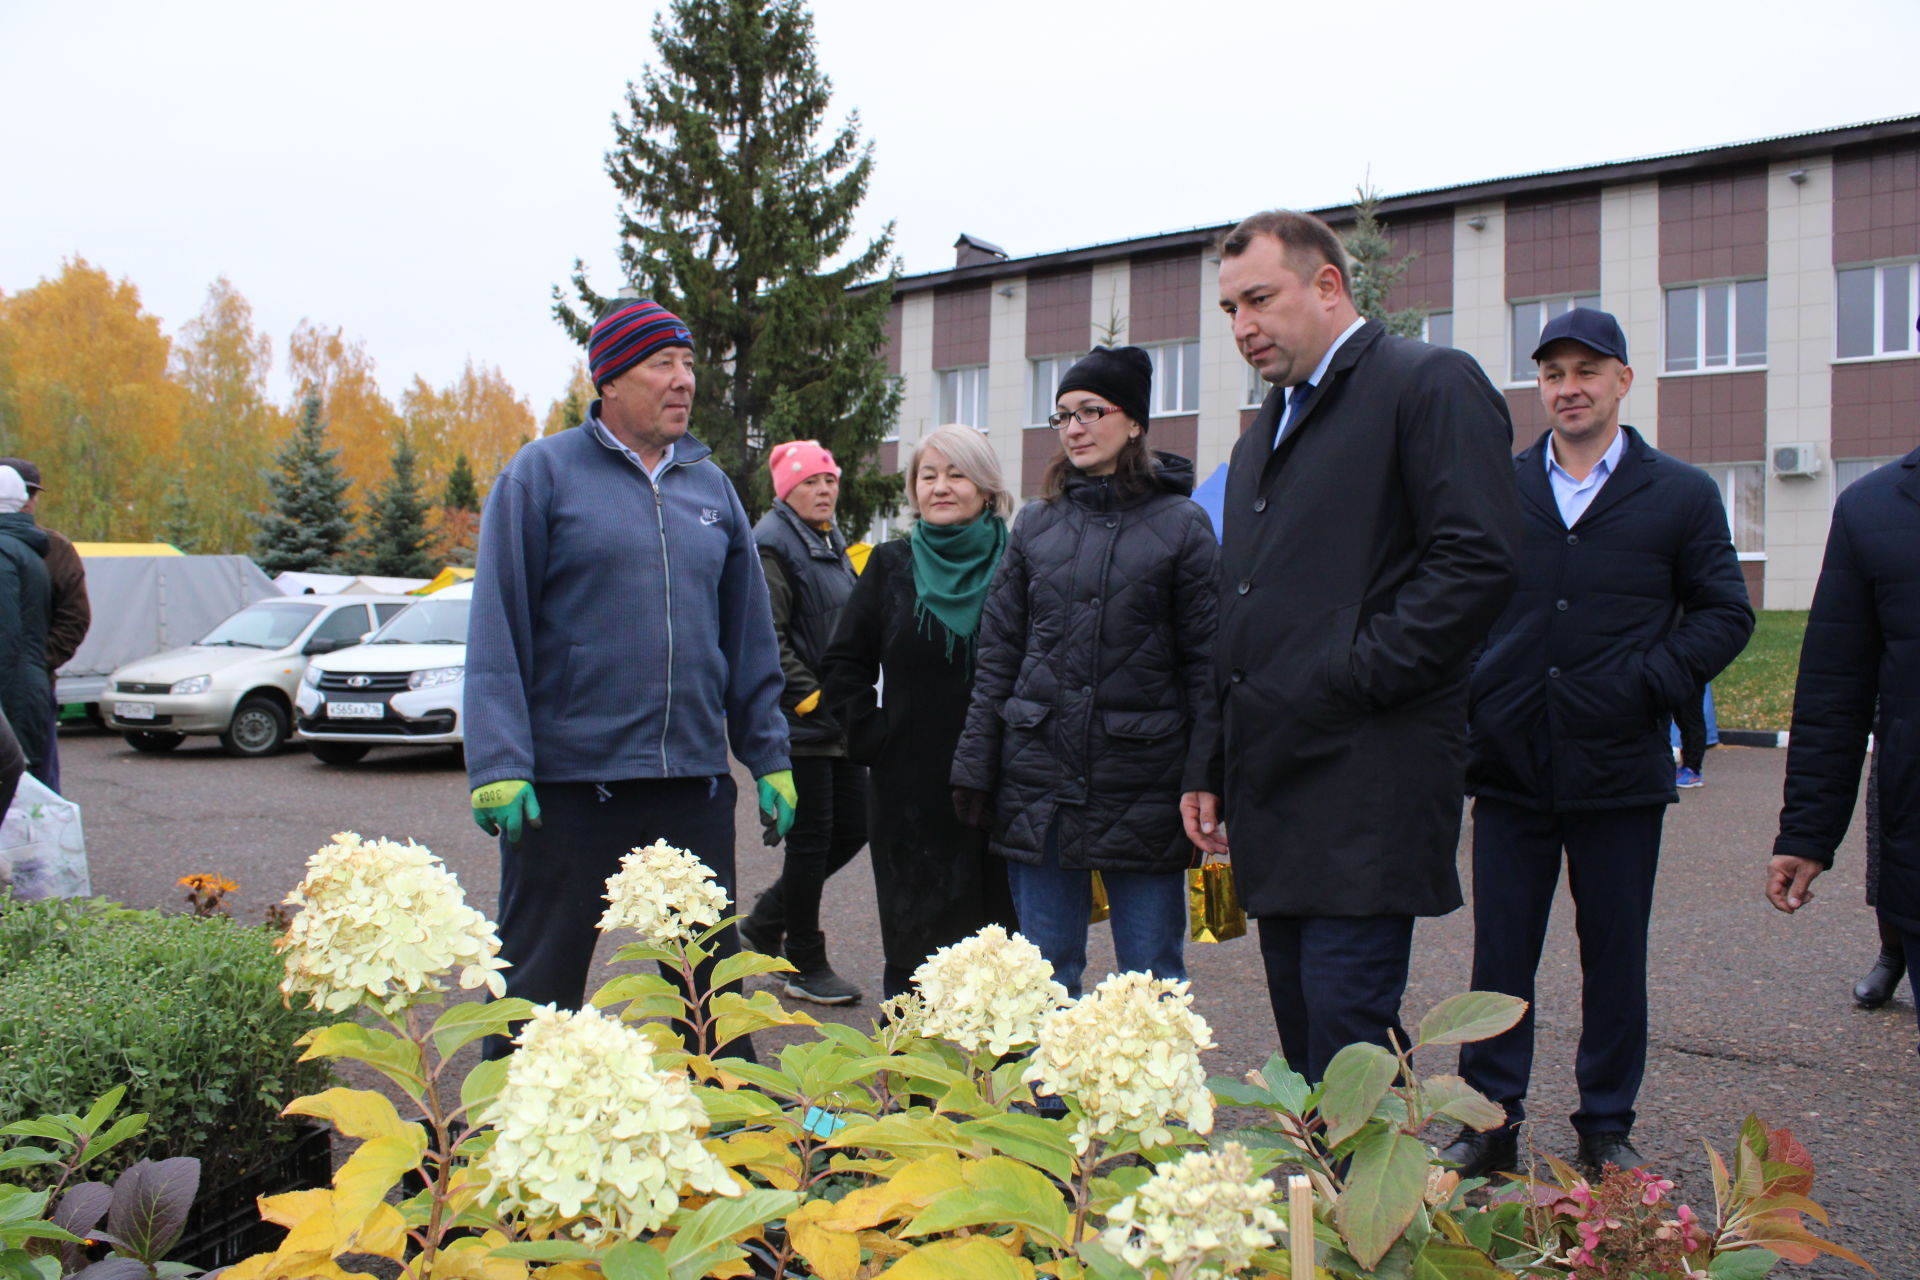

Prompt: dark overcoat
[
  {"left": 1467, "top": 427, "right": 1755, "bottom": 811},
  {"left": 951, "top": 454, "right": 1219, "bottom": 874},
  {"left": 1209, "top": 321, "right": 1520, "bottom": 918},
  {"left": 0, "top": 512, "right": 51, "bottom": 779},
  {"left": 819, "top": 538, "right": 1015, "bottom": 971},
  {"left": 1773, "top": 446, "right": 1920, "bottom": 934}
]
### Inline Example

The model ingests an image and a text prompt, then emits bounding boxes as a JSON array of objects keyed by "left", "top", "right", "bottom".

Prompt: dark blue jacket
[
  {"left": 1467, "top": 426, "right": 1754, "bottom": 811},
  {"left": 1774, "top": 447, "right": 1920, "bottom": 933},
  {"left": 0, "top": 512, "right": 51, "bottom": 778},
  {"left": 465, "top": 414, "right": 789, "bottom": 787}
]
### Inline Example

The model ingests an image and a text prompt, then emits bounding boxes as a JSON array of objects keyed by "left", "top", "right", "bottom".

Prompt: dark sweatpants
[
  {"left": 482, "top": 775, "right": 751, "bottom": 1060},
  {"left": 1461, "top": 797, "right": 1665, "bottom": 1136}
]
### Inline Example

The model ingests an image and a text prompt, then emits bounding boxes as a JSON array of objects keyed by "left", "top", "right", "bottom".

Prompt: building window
[
  {"left": 1028, "top": 354, "right": 1082, "bottom": 426},
  {"left": 1836, "top": 261, "right": 1919, "bottom": 359},
  {"left": 1703, "top": 462, "right": 1765, "bottom": 555},
  {"left": 938, "top": 366, "right": 989, "bottom": 430},
  {"left": 1243, "top": 361, "right": 1269, "bottom": 409},
  {"left": 1145, "top": 341, "right": 1200, "bottom": 415},
  {"left": 1422, "top": 311, "right": 1454, "bottom": 348},
  {"left": 1511, "top": 294, "right": 1600, "bottom": 381},
  {"left": 1835, "top": 456, "right": 1898, "bottom": 503},
  {"left": 1665, "top": 281, "right": 1766, "bottom": 373}
]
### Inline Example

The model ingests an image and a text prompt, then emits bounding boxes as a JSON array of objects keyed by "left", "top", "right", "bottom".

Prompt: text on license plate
[
  {"left": 327, "top": 701, "right": 385, "bottom": 719},
  {"left": 115, "top": 702, "right": 155, "bottom": 720}
]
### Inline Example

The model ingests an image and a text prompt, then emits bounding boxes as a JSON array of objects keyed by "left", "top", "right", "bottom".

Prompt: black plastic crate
[{"left": 172, "top": 1125, "right": 332, "bottom": 1272}]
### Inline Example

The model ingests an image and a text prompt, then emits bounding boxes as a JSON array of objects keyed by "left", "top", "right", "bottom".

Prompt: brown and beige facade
[{"left": 875, "top": 115, "right": 1920, "bottom": 610}]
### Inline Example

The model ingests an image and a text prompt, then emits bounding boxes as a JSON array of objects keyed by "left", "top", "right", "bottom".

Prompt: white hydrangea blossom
[
  {"left": 598, "top": 840, "right": 730, "bottom": 943},
  {"left": 1024, "top": 972, "right": 1217, "bottom": 1152},
  {"left": 278, "top": 832, "right": 508, "bottom": 1013},
  {"left": 476, "top": 1004, "right": 739, "bottom": 1241},
  {"left": 912, "top": 925, "right": 1067, "bottom": 1055},
  {"left": 1100, "top": 1143, "right": 1282, "bottom": 1277}
]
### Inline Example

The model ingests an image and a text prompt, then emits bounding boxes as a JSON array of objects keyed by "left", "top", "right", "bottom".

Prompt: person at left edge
[{"left": 464, "top": 297, "right": 793, "bottom": 1059}]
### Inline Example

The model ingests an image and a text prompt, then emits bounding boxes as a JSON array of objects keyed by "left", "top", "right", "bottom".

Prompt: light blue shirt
[
  {"left": 594, "top": 421, "right": 676, "bottom": 484},
  {"left": 1273, "top": 316, "right": 1366, "bottom": 447},
  {"left": 1545, "top": 426, "right": 1626, "bottom": 527}
]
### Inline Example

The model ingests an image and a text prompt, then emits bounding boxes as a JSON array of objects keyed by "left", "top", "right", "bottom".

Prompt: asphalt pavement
[{"left": 62, "top": 726, "right": 1914, "bottom": 1276}]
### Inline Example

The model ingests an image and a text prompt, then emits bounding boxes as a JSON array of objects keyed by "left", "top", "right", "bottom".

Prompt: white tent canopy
[{"left": 274, "top": 571, "right": 353, "bottom": 595}]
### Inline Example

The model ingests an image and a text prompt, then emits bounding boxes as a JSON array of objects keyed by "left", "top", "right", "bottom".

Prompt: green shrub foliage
[{"left": 0, "top": 897, "right": 332, "bottom": 1184}]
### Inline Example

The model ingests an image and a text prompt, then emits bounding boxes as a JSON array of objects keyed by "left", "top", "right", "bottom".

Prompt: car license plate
[
  {"left": 115, "top": 702, "right": 156, "bottom": 720},
  {"left": 327, "top": 702, "right": 384, "bottom": 720}
]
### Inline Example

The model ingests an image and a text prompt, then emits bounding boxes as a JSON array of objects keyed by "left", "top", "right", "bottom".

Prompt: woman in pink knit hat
[{"left": 742, "top": 440, "right": 869, "bottom": 1004}]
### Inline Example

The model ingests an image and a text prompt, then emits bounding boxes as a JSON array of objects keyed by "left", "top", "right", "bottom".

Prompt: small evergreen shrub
[{"left": 0, "top": 895, "right": 333, "bottom": 1183}]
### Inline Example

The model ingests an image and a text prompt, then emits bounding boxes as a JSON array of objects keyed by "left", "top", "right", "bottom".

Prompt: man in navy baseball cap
[{"left": 1438, "top": 303, "right": 1754, "bottom": 1181}]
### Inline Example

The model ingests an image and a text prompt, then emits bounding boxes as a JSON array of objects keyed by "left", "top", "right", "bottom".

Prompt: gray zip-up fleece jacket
[{"left": 464, "top": 412, "right": 790, "bottom": 788}]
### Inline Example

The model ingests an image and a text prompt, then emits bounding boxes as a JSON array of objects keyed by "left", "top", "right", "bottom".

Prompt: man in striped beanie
[{"left": 466, "top": 296, "right": 796, "bottom": 1058}]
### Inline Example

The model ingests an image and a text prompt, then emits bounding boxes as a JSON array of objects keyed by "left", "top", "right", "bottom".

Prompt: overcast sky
[{"left": 4, "top": 0, "right": 1916, "bottom": 419}]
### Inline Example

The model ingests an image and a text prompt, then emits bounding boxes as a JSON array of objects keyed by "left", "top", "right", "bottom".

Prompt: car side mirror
[{"left": 303, "top": 637, "right": 340, "bottom": 656}]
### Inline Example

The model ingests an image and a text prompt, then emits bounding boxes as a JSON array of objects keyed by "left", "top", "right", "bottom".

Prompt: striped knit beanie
[{"left": 589, "top": 299, "right": 693, "bottom": 392}]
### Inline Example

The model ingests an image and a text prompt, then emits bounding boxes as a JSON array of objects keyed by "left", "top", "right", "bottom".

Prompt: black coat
[
  {"left": 951, "top": 453, "right": 1219, "bottom": 874},
  {"left": 1208, "top": 322, "right": 1520, "bottom": 918},
  {"left": 819, "top": 538, "right": 1015, "bottom": 970},
  {"left": 1774, "top": 447, "right": 1920, "bottom": 934},
  {"left": 1467, "top": 427, "right": 1755, "bottom": 811},
  {"left": 0, "top": 513, "right": 51, "bottom": 779},
  {"left": 754, "top": 502, "right": 858, "bottom": 755}
]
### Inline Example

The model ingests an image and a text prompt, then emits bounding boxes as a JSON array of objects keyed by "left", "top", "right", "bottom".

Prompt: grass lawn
[{"left": 1713, "top": 610, "right": 1807, "bottom": 732}]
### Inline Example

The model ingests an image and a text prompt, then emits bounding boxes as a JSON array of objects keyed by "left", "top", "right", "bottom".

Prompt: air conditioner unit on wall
[{"left": 1772, "top": 443, "right": 1823, "bottom": 478}]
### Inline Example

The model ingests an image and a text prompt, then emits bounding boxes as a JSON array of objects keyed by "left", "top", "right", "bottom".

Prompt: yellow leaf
[
  {"left": 716, "top": 1129, "right": 802, "bottom": 1191},
  {"left": 424, "top": 1237, "right": 531, "bottom": 1279},
  {"left": 287, "top": 1087, "right": 419, "bottom": 1142},
  {"left": 786, "top": 1200, "right": 864, "bottom": 1280},
  {"left": 333, "top": 1132, "right": 430, "bottom": 1224},
  {"left": 815, "top": 1154, "right": 969, "bottom": 1232},
  {"left": 884, "top": 1237, "right": 1035, "bottom": 1279}
]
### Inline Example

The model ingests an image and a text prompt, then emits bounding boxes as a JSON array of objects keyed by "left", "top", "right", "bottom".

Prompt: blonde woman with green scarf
[{"left": 820, "top": 424, "right": 1016, "bottom": 999}]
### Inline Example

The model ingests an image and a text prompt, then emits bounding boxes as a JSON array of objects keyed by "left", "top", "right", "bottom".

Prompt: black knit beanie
[{"left": 1056, "top": 345, "right": 1152, "bottom": 430}]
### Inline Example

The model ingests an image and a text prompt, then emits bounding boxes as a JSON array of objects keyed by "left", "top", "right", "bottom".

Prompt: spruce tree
[
  {"left": 252, "top": 395, "right": 356, "bottom": 573},
  {"left": 364, "top": 435, "right": 437, "bottom": 578},
  {"left": 443, "top": 451, "right": 479, "bottom": 512},
  {"left": 157, "top": 477, "right": 197, "bottom": 553},
  {"left": 554, "top": 0, "right": 902, "bottom": 534},
  {"left": 1343, "top": 185, "right": 1427, "bottom": 338}
]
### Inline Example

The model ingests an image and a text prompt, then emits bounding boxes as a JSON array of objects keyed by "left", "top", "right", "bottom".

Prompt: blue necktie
[{"left": 1273, "top": 380, "right": 1316, "bottom": 449}]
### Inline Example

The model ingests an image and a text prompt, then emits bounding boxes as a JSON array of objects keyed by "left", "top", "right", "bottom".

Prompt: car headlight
[
  {"left": 170, "top": 675, "right": 212, "bottom": 695},
  {"left": 303, "top": 666, "right": 322, "bottom": 688},
  {"left": 408, "top": 666, "right": 464, "bottom": 691}
]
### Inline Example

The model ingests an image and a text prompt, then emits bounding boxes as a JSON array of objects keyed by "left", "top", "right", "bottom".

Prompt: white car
[
  {"left": 295, "top": 584, "right": 471, "bottom": 764},
  {"left": 103, "top": 596, "right": 417, "bottom": 757}
]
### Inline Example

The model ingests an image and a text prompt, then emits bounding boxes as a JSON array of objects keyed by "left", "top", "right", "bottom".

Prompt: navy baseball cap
[{"left": 1531, "top": 307, "right": 1628, "bottom": 364}]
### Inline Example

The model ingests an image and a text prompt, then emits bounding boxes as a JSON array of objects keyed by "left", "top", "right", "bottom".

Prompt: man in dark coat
[
  {"left": 0, "top": 458, "right": 89, "bottom": 794},
  {"left": 1768, "top": 437, "right": 1920, "bottom": 1048},
  {"left": 1185, "top": 210, "right": 1521, "bottom": 1082},
  {"left": 1442, "top": 309, "right": 1754, "bottom": 1180},
  {"left": 0, "top": 466, "right": 53, "bottom": 783}
]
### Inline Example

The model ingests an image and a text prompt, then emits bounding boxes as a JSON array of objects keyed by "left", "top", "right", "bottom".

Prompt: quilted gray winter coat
[{"left": 950, "top": 452, "right": 1219, "bottom": 873}]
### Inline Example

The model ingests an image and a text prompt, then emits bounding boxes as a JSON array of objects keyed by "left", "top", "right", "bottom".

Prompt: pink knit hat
[{"left": 769, "top": 439, "right": 841, "bottom": 504}]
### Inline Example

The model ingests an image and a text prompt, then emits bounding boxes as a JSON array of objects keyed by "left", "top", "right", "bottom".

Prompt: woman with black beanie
[{"left": 950, "top": 346, "right": 1220, "bottom": 996}]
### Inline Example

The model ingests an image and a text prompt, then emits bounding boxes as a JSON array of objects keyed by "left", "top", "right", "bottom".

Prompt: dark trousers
[
  {"left": 482, "top": 775, "right": 749, "bottom": 1060},
  {"left": 1902, "top": 925, "right": 1920, "bottom": 1051},
  {"left": 42, "top": 701, "right": 59, "bottom": 795},
  {"left": 755, "top": 755, "right": 867, "bottom": 970},
  {"left": 1460, "top": 797, "right": 1665, "bottom": 1136},
  {"left": 1258, "top": 914, "right": 1414, "bottom": 1083},
  {"left": 1673, "top": 684, "right": 1707, "bottom": 772}
]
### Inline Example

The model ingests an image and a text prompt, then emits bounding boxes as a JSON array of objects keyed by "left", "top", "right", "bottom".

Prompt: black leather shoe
[
  {"left": 1853, "top": 949, "right": 1906, "bottom": 1009},
  {"left": 1437, "top": 1127, "right": 1518, "bottom": 1180},
  {"left": 1577, "top": 1131, "right": 1645, "bottom": 1178}
]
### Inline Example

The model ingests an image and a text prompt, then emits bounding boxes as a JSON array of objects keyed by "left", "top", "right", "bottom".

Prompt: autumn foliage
[{"left": 0, "top": 258, "right": 543, "bottom": 553}]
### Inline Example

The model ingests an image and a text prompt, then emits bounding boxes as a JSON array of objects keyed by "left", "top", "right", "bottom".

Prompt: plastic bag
[{"left": 0, "top": 774, "right": 90, "bottom": 899}]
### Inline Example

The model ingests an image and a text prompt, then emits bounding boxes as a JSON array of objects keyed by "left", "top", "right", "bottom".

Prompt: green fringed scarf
[{"left": 909, "top": 513, "right": 1008, "bottom": 662}]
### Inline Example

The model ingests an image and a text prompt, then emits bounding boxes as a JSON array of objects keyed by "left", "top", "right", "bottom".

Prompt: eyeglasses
[{"left": 1047, "top": 404, "right": 1122, "bottom": 429}]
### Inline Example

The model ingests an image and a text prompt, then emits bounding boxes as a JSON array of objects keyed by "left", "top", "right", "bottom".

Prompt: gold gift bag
[
  {"left": 1089, "top": 871, "right": 1111, "bottom": 924},
  {"left": 1188, "top": 851, "right": 1246, "bottom": 943}
]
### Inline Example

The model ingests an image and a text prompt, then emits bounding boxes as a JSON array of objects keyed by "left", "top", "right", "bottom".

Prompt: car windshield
[
  {"left": 195, "top": 602, "right": 323, "bottom": 649},
  {"left": 367, "top": 599, "right": 470, "bottom": 645}
]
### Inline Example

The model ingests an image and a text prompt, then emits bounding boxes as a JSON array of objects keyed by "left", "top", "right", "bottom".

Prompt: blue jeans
[{"left": 1005, "top": 820, "right": 1186, "bottom": 998}]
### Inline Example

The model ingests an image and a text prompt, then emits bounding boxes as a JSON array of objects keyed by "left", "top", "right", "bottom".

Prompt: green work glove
[
  {"left": 756, "top": 770, "right": 797, "bottom": 840},
  {"left": 471, "top": 780, "right": 542, "bottom": 842}
]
